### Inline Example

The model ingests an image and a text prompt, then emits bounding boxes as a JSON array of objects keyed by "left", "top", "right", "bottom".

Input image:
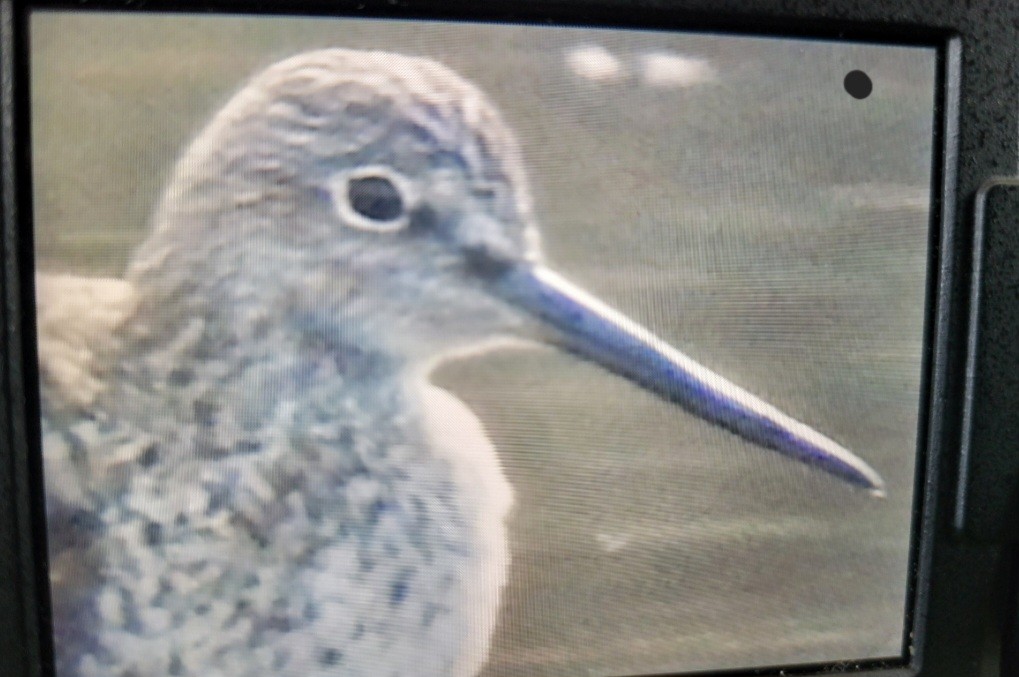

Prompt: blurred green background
[{"left": 30, "top": 12, "right": 935, "bottom": 677}]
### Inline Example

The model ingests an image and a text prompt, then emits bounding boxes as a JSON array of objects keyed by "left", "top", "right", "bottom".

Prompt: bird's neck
[{"left": 111, "top": 299, "right": 420, "bottom": 438}]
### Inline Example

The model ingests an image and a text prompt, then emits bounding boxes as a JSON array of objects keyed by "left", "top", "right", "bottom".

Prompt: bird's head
[
  {"left": 131, "top": 49, "right": 540, "bottom": 353},
  {"left": 127, "top": 49, "right": 884, "bottom": 495}
]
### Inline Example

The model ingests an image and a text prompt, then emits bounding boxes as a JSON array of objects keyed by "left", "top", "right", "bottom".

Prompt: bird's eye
[
  {"left": 349, "top": 176, "right": 402, "bottom": 221},
  {"left": 328, "top": 167, "right": 416, "bottom": 233}
]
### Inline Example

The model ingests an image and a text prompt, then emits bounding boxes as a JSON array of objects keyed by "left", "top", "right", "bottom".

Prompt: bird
[{"left": 35, "top": 49, "right": 885, "bottom": 677}]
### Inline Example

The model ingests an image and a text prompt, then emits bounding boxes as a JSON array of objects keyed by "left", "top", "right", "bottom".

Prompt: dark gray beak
[{"left": 493, "top": 263, "right": 885, "bottom": 496}]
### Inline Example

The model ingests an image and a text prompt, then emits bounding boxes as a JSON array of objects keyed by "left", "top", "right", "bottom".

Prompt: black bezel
[{"left": 1, "top": 2, "right": 1015, "bottom": 677}]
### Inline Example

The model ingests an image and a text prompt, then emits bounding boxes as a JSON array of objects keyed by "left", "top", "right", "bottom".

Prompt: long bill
[{"left": 494, "top": 263, "right": 885, "bottom": 496}]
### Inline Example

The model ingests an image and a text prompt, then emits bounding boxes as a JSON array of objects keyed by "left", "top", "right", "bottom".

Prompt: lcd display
[{"left": 30, "top": 12, "right": 936, "bottom": 677}]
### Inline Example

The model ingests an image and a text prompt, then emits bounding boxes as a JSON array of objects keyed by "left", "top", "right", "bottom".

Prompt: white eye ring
[{"left": 327, "top": 166, "right": 419, "bottom": 233}]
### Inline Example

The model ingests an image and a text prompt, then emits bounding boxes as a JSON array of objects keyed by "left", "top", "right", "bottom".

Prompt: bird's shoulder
[{"left": 35, "top": 273, "right": 139, "bottom": 410}]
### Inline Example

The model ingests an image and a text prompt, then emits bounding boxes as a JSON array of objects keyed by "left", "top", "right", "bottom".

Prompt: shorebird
[{"left": 36, "top": 49, "right": 884, "bottom": 677}]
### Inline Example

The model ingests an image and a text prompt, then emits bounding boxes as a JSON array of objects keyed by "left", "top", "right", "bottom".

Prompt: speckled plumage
[{"left": 40, "top": 50, "right": 527, "bottom": 677}]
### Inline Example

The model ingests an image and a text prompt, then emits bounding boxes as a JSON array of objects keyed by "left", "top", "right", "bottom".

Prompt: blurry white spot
[
  {"left": 98, "top": 588, "right": 125, "bottom": 625},
  {"left": 140, "top": 607, "right": 172, "bottom": 633},
  {"left": 566, "top": 45, "right": 626, "bottom": 83},
  {"left": 640, "top": 52, "right": 716, "bottom": 88},
  {"left": 595, "top": 532, "right": 630, "bottom": 553}
]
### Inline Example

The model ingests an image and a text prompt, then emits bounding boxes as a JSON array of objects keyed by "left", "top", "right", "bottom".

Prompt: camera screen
[{"left": 30, "top": 11, "right": 936, "bottom": 677}]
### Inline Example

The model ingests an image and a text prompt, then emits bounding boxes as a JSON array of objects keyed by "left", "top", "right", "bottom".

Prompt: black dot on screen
[{"left": 844, "top": 70, "right": 873, "bottom": 99}]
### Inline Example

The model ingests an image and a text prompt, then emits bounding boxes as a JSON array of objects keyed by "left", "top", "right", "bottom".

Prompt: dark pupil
[{"left": 348, "top": 176, "right": 404, "bottom": 222}]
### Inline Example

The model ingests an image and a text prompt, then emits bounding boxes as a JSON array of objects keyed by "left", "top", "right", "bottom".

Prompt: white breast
[{"left": 414, "top": 378, "right": 515, "bottom": 677}]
